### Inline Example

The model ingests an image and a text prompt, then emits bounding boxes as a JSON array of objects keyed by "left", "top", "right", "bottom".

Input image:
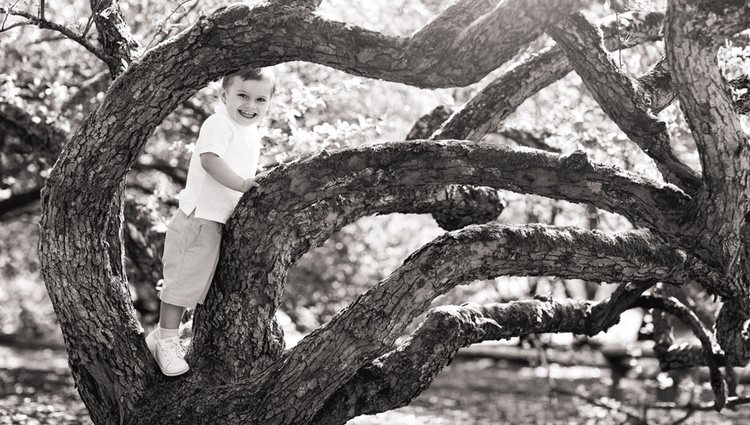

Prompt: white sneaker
[
  {"left": 146, "top": 330, "right": 189, "bottom": 376},
  {"left": 145, "top": 328, "right": 159, "bottom": 356}
]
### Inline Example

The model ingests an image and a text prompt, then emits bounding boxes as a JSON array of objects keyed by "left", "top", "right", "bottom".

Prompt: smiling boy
[{"left": 145, "top": 67, "right": 275, "bottom": 376}]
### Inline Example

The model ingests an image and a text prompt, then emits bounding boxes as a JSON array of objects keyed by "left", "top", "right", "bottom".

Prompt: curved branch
[
  {"left": 665, "top": 0, "right": 750, "bottom": 271},
  {"left": 548, "top": 13, "right": 700, "bottom": 194},
  {"left": 249, "top": 228, "right": 675, "bottom": 424},
  {"left": 252, "top": 0, "right": 589, "bottom": 88},
  {"left": 376, "top": 0, "right": 590, "bottom": 87},
  {"left": 313, "top": 282, "right": 653, "bottom": 425}
]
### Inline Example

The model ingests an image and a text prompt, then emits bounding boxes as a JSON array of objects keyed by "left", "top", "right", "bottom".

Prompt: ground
[{"left": 1, "top": 345, "right": 749, "bottom": 424}]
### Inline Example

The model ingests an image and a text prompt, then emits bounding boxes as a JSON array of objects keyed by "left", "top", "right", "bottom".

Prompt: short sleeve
[{"left": 195, "top": 114, "right": 234, "bottom": 157}]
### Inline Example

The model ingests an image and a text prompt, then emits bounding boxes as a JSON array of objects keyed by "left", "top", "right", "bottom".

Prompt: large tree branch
[
  {"left": 548, "top": 13, "right": 701, "bottom": 194},
  {"left": 665, "top": 0, "right": 750, "bottom": 272},
  {"left": 432, "top": 10, "right": 665, "bottom": 142},
  {"left": 313, "top": 281, "right": 654, "bottom": 425}
]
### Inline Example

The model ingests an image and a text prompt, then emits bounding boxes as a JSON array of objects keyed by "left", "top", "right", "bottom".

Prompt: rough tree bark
[{"left": 23, "top": 0, "right": 750, "bottom": 424}]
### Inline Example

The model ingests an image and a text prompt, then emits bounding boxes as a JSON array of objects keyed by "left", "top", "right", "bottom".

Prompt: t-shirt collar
[{"left": 214, "top": 102, "right": 257, "bottom": 135}]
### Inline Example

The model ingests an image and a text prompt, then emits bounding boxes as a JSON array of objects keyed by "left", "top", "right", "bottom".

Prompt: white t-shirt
[{"left": 178, "top": 103, "right": 261, "bottom": 224}]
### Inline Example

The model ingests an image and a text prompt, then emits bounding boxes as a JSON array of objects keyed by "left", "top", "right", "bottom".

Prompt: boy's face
[{"left": 221, "top": 76, "right": 274, "bottom": 127}]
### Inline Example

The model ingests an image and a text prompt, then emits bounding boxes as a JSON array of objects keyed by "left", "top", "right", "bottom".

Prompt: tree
[{"left": 2, "top": 0, "right": 750, "bottom": 423}]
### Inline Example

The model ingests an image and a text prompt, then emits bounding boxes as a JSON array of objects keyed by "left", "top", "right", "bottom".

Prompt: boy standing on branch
[{"left": 145, "top": 67, "right": 276, "bottom": 376}]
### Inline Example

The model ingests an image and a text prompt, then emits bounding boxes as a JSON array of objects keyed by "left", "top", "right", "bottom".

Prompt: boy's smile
[{"left": 221, "top": 77, "right": 274, "bottom": 126}]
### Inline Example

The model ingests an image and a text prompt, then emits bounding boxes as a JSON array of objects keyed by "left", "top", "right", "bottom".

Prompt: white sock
[{"left": 159, "top": 326, "right": 179, "bottom": 339}]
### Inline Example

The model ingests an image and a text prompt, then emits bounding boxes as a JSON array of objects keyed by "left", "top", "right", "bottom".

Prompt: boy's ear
[{"left": 220, "top": 89, "right": 227, "bottom": 103}]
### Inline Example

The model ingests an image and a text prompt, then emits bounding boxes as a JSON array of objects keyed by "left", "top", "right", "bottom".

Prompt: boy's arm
[{"left": 200, "top": 153, "right": 258, "bottom": 193}]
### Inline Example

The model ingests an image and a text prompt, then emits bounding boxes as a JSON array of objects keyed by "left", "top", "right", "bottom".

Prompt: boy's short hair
[{"left": 221, "top": 67, "right": 276, "bottom": 96}]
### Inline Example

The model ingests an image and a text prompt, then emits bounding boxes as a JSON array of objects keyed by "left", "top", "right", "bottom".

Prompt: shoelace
[{"left": 160, "top": 337, "right": 186, "bottom": 359}]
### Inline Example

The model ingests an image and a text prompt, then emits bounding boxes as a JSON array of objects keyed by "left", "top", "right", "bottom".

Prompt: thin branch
[
  {"left": 81, "top": 11, "right": 95, "bottom": 38},
  {"left": 0, "top": 20, "right": 30, "bottom": 32},
  {"left": 0, "top": 7, "right": 109, "bottom": 63},
  {"left": 635, "top": 294, "right": 727, "bottom": 410},
  {"left": 0, "top": 0, "right": 21, "bottom": 31},
  {"left": 145, "top": 0, "right": 196, "bottom": 51}
]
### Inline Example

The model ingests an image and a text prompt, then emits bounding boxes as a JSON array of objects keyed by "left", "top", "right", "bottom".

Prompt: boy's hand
[{"left": 241, "top": 178, "right": 260, "bottom": 193}]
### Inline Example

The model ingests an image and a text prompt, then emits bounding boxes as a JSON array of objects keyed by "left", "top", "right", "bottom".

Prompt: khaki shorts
[{"left": 159, "top": 209, "right": 222, "bottom": 309}]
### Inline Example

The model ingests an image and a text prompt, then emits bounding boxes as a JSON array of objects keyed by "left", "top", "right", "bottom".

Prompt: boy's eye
[
  {"left": 238, "top": 94, "right": 248, "bottom": 98},
  {"left": 257, "top": 98, "right": 266, "bottom": 102}
]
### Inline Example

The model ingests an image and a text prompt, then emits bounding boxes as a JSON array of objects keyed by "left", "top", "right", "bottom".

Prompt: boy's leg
[
  {"left": 146, "top": 300, "right": 189, "bottom": 376},
  {"left": 158, "top": 300, "right": 185, "bottom": 335}
]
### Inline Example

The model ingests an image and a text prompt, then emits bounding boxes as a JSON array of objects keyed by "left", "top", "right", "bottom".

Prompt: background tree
[{"left": 2, "top": 0, "right": 750, "bottom": 424}]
